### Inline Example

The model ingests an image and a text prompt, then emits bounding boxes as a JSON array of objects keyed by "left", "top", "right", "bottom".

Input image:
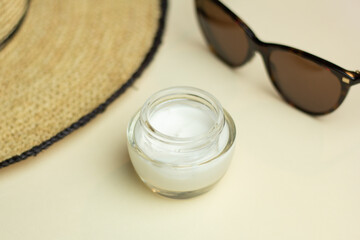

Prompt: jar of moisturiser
[{"left": 127, "top": 87, "right": 236, "bottom": 199}]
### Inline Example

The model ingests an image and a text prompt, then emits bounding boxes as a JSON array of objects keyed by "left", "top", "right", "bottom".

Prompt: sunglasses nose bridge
[{"left": 250, "top": 40, "right": 270, "bottom": 59}]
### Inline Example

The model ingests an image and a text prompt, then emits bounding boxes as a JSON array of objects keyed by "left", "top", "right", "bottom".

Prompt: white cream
[
  {"left": 149, "top": 99, "right": 216, "bottom": 138},
  {"left": 127, "top": 87, "right": 236, "bottom": 198}
]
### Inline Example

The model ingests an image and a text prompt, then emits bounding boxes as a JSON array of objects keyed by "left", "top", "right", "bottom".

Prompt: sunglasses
[{"left": 195, "top": 0, "right": 360, "bottom": 115}]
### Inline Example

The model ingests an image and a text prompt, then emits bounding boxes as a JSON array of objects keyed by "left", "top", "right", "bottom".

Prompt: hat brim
[{"left": 0, "top": 0, "right": 168, "bottom": 168}]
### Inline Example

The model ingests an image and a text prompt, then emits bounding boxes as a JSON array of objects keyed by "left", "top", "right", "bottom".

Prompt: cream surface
[{"left": 149, "top": 99, "right": 216, "bottom": 138}]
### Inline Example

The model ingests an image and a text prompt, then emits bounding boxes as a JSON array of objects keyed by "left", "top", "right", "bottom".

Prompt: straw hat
[{"left": 0, "top": 0, "right": 167, "bottom": 168}]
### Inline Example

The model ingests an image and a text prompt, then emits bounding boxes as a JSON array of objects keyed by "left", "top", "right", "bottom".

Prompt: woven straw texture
[
  {"left": 0, "top": 0, "right": 166, "bottom": 167},
  {"left": 0, "top": 0, "right": 27, "bottom": 44}
]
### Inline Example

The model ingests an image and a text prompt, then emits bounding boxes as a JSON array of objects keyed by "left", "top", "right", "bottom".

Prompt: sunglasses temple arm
[
  {"left": 352, "top": 70, "right": 360, "bottom": 85},
  {"left": 346, "top": 70, "right": 360, "bottom": 85}
]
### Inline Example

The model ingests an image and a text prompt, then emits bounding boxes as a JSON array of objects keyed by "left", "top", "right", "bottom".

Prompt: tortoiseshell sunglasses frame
[{"left": 195, "top": 0, "right": 360, "bottom": 115}]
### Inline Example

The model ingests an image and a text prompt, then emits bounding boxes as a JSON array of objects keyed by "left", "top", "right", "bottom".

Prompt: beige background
[{"left": 1, "top": 0, "right": 360, "bottom": 239}]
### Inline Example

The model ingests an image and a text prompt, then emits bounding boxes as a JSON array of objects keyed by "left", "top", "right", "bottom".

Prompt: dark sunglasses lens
[
  {"left": 196, "top": 0, "right": 250, "bottom": 66},
  {"left": 269, "top": 50, "right": 342, "bottom": 114}
]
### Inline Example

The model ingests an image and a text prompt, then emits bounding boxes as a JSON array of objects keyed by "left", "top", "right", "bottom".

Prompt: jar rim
[
  {"left": 139, "top": 86, "right": 225, "bottom": 146},
  {"left": 127, "top": 108, "right": 236, "bottom": 168}
]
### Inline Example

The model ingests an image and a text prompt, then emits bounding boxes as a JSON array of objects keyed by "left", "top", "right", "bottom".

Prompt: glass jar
[{"left": 127, "top": 87, "right": 236, "bottom": 199}]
